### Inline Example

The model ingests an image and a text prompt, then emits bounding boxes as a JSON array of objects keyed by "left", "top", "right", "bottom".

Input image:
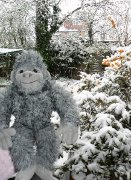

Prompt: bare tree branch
[
  {"left": 59, "top": 6, "right": 82, "bottom": 25},
  {"left": 56, "top": 0, "right": 62, "bottom": 6}
]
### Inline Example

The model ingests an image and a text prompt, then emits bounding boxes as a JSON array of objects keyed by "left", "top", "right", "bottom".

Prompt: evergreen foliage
[{"left": 48, "top": 36, "right": 88, "bottom": 78}]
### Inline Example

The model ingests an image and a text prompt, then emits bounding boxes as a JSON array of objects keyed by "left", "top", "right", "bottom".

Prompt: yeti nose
[{"left": 23, "top": 71, "right": 33, "bottom": 78}]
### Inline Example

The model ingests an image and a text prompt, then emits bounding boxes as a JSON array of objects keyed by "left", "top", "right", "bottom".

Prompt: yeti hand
[
  {"left": 0, "top": 128, "right": 16, "bottom": 150},
  {"left": 57, "top": 123, "right": 78, "bottom": 145}
]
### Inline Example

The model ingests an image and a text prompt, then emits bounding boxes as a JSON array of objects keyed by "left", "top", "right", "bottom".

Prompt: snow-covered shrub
[
  {"left": 55, "top": 47, "right": 131, "bottom": 180},
  {"left": 49, "top": 37, "right": 111, "bottom": 78},
  {"left": 48, "top": 35, "right": 89, "bottom": 78}
]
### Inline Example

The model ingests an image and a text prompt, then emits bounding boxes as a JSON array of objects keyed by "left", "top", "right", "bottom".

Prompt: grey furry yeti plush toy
[{"left": 0, "top": 50, "right": 80, "bottom": 180}]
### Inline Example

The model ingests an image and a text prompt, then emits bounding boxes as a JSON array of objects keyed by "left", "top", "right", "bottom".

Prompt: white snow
[
  {"left": 50, "top": 111, "right": 60, "bottom": 125},
  {"left": 94, "top": 93, "right": 107, "bottom": 103},
  {"left": 107, "top": 96, "right": 125, "bottom": 105},
  {"left": 54, "top": 151, "right": 69, "bottom": 167},
  {"left": 76, "top": 91, "right": 95, "bottom": 105},
  {"left": 9, "top": 115, "right": 16, "bottom": 127},
  {"left": 107, "top": 103, "right": 125, "bottom": 114},
  {"left": 0, "top": 48, "right": 22, "bottom": 54},
  {"left": 125, "top": 61, "right": 131, "bottom": 69}
]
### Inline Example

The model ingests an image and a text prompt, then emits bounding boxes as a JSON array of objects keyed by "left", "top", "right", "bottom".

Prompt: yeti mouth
[{"left": 21, "top": 80, "right": 37, "bottom": 84}]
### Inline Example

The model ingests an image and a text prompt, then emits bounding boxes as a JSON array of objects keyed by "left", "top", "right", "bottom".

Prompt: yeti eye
[
  {"left": 33, "top": 69, "right": 38, "bottom": 73},
  {"left": 19, "top": 70, "right": 24, "bottom": 73}
]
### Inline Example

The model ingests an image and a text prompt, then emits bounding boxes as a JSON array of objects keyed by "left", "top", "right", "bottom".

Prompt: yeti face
[
  {"left": 11, "top": 50, "right": 51, "bottom": 94},
  {"left": 15, "top": 65, "right": 44, "bottom": 94}
]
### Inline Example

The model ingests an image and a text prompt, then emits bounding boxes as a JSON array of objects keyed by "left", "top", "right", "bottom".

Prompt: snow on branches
[{"left": 54, "top": 47, "right": 131, "bottom": 180}]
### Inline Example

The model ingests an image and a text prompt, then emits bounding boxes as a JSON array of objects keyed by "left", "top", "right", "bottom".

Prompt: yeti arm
[
  {"left": 51, "top": 82, "right": 80, "bottom": 126},
  {"left": 51, "top": 82, "right": 80, "bottom": 145}
]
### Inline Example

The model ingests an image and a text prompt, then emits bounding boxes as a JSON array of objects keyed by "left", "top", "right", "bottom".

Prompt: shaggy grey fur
[{"left": 0, "top": 50, "right": 79, "bottom": 179}]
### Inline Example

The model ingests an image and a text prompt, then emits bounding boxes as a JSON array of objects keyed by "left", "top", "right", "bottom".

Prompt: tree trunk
[
  {"left": 88, "top": 22, "right": 93, "bottom": 45},
  {"left": 35, "top": 0, "right": 52, "bottom": 61}
]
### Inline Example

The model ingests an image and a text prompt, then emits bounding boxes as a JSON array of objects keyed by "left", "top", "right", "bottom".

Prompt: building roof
[
  {"left": 0, "top": 48, "right": 22, "bottom": 55},
  {"left": 59, "top": 26, "right": 78, "bottom": 32}
]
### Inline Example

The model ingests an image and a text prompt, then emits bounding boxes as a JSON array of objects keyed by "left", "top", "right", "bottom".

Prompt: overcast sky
[{"left": 60, "top": 0, "right": 80, "bottom": 14}]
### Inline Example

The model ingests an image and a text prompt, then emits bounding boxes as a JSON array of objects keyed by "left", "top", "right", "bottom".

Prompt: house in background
[
  {"left": 57, "top": 0, "right": 131, "bottom": 46},
  {"left": 57, "top": 18, "right": 86, "bottom": 37}
]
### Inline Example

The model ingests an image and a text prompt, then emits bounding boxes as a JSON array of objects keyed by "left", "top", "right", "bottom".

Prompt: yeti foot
[
  {"left": 35, "top": 165, "right": 57, "bottom": 180},
  {"left": 15, "top": 165, "right": 36, "bottom": 180}
]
